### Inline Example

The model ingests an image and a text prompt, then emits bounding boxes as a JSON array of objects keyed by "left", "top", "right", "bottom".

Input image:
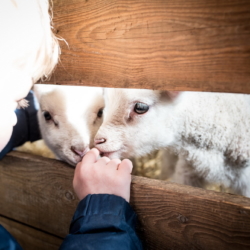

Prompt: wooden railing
[
  {"left": 49, "top": 0, "right": 250, "bottom": 93},
  {"left": 0, "top": 152, "right": 250, "bottom": 250}
]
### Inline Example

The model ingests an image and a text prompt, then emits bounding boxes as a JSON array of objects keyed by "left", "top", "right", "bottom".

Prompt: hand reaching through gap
[{"left": 73, "top": 148, "right": 133, "bottom": 202}]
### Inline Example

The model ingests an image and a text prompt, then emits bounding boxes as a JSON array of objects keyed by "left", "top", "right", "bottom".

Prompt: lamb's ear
[
  {"left": 33, "top": 84, "right": 55, "bottom": 101},
  {"left": 160, "top": 91, "right": 181, "bottom": 101},
  {"left": 33, "top": 85, "right": 42, "bottom": 101}
]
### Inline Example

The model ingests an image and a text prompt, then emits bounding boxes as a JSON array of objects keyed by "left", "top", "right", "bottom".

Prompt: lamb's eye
[
  {"left": 43, "top": 111, "right": 52, "bottom": 121},
  {"left": 97, "top": 108, "right": 103, "bottom": 118},
  {"left": 134, "top": 102, "right": 149, "bottom": 114}
]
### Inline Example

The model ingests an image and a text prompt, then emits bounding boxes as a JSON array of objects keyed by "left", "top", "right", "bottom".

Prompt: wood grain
[
  {"left": 0, "top": 151, "right": 250, "bottom": 249},
  {"left": 0, "top": 216, "right": 62, "bottom": 250},
  {"left": 45, "top": 0, "right": 250, "bottom": 93},
  {"left": 0, "top": 152, "right": 77, "bottom": 238},
  {"left": 131, "top": 178, "right": 250, "bottom": 250}
]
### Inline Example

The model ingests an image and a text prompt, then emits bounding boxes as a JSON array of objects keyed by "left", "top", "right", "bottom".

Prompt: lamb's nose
[
  {"left": 71, "top": 146, "right": 89, "bottom": 157},
  {"left": 94, "top": 138, "right": 106, "bottom": 145}
]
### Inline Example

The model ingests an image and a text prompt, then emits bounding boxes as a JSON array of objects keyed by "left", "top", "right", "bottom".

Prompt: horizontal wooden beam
[
  {"left": 46, "top": 0, "right": 250, "bottom": 93},
  {"left": 131, "top": 178, "right": 250, "bottom": 250},
  {"left": 0, "top": 152, "right": 76, "bottom": 238},
  {"left": 0, "top": 151, "right": 250, "bottom": 249}
]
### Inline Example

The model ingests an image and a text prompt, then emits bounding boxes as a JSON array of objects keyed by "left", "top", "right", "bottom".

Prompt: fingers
[
  {"left": 118, "top": 159, "right": 133, "bottom": 174},
  {"left": 97, "top": 156, "right": 110, "bottom": 165},
  {"left": 107, "top": 159, "right": 121, "bottom": 170},
  {"left": 81, "top": 148, "right": 100, "bottom": 166},
  {"left": 78, "top": 148, "right": 132, "bottom": 176}
]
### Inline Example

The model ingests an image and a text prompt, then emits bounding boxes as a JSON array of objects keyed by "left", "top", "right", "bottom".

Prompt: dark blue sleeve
[
  {"left": 59, "top": 194, "right": 143, "bottom": 250},
  {"left": 0, "top": 225, "right": 23, "bottom": 250},
  {"left": 0, "top": 91, "right": 41, "bottom": 160}
]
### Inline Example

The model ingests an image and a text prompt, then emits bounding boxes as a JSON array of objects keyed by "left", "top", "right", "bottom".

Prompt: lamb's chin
[
  {"left": 60, "top": 155, "right": 82, "bottom": 167},
  {"left": 101, "top": 150, "right": 122, "bottom": 160}
]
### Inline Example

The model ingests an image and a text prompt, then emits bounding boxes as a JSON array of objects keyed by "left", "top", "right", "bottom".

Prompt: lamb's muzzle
[
  {"left": 71, "top": 146, "right": 90, "bottom": 158},
  {"left": 95, "top": 138, "right": 106, "bottom": 145}
]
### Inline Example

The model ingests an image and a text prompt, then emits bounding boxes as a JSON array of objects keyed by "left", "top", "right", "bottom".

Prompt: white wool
[
  {"left": 34, "top": 85, "right": 104, "bottom": 166},
  {"left": 95, "top": 89, "right": 250, "bottom": 197},
  {"left": 0, "top": 0, "right": 60, "bottom": 85}
]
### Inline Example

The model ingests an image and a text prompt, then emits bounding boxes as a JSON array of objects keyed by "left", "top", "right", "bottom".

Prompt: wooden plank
[
  {"left": 131, "top": 178, "right": 250, "bottom": 250},
  {"left": 46, "top": 0, "right": 250, "bottom": 93},
  {"left": 0, "top": 151, "right": 250, "bottom": 249},
  {"left": 0, "top": 216, "right": 62, "bottom": 250},
  {"left": 0, "top": 152, "right": 77, "bottom": 238}
]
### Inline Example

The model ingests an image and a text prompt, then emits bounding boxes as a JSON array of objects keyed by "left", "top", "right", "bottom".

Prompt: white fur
[
  {"left": 34, "top": 85, "right": 104, "bottom": 166},
  {"left": 95, "top": 89, "right": 250, "bottom": 197},
  {"left": 0, "top": 0, "right": 59, "bottom": 85}
]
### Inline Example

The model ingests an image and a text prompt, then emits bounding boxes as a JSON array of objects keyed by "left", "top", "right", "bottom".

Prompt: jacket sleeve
[
  {"left": 59, "top": 194, "right": 143, "bottom": 250},
  {"left": 0, "top": 225, "right": 23, "bottom": 250},
  {"left": 0, "top": 91, "right": 41, "bottom": 159}
]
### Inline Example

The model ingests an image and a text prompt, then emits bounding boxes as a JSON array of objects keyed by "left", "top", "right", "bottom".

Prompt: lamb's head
[
  {"left": 94, "top": 88, "right": 180, "bottom": 159},
  {"left": 34, "top": 85, "right": 104, "bottom": 166}
]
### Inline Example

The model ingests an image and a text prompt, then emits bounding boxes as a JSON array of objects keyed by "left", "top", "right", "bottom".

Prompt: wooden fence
[
  {"left": 49, "top": 0, "right": 250, "bottom": 93},
  {"left": 1, "top": 0, "right": 250, "bottom": 249},
  {"left": 0, "top": 152, "right": 250, "bottom": 250}
]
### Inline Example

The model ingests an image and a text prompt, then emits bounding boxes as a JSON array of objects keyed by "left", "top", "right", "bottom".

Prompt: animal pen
[{"left": 0, "top": 0, "right": 250, "bottom": 249}]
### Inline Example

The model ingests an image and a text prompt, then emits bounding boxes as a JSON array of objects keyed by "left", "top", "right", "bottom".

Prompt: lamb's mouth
[
  {"left": 71, "top": 146, "right": 90, "bottom": 158},
  {"left": 64, "top": 157, "right": 78, "bottom": 167},
  {"left": 100, "top": 150, "right": 120, "bottom": 158}
]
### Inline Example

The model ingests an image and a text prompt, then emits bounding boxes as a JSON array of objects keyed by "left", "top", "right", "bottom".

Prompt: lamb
[
  {"left": 34, "top": 85, "right": 104, "bottom": 166},
  {"left": 94, "top": 89, "right": 250, "bottom": 197},
  {"left": 1, "top": 0, "right": 59, "bottom": 86}
]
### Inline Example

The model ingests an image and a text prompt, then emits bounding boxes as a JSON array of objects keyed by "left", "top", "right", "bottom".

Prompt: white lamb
[
  {"left": 34, "top": 85, "right": 104, "bottom": 166},
  {"left": 94, "top": 89, "right": 250, "bottom": 197}
]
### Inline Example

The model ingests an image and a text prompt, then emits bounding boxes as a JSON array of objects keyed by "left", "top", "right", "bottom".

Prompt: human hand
[{"left": 73, "top": 148, "right": 133, "bottom": 202}]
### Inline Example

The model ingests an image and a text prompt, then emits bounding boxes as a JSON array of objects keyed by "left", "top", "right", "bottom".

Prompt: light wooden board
[
  {"left": 45, "top": 0, "right": 250, "bottom": 93},
  {"left": 0, "top": 151, "right": 250, "bottom": 249},
  {"left": 0, "top": 216, "right": 62, "bottom": 250}
]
